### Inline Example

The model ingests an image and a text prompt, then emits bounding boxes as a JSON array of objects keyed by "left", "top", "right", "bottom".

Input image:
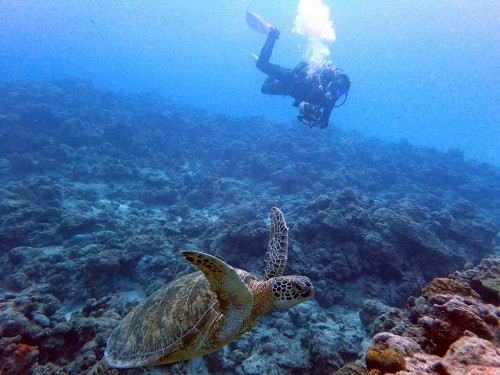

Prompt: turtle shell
[{"left": 104, "top": 270, "right": 222, "bottom": 368}]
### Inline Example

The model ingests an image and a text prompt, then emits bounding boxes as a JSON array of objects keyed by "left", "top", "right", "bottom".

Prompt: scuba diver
[{"left": 247, "top": 12, "right": 351, "bottom": 129}]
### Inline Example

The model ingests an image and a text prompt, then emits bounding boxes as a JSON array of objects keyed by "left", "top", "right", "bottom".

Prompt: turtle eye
[{"left": 293, "top": 282, "right": 306, "bottom": 292}]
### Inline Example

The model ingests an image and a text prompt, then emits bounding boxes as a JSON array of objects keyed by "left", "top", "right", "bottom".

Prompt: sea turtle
[{"left": 89, "top": 207, "right": 314, "bottom": 374}]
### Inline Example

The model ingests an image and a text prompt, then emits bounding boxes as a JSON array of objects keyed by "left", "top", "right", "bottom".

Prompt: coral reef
[
  {"left": 418, "top": 293, "right": 498, "bottom": 355},
  {"left": 346, "top": 259, "right": 500, "bottom": 374},
  {"left": 0, "top": 80, "right": 498, "bottom": 374},
  {"left": 449, "top": 257, "right": 500, "bottom": 304},
  {"left": 440, "top": 332, "right": 500, "bottom": 375},
  {"left": 0, "top": 336, "right": 39, "bottom": 375},
  {"left": 334, "top": 363, "right": 369, "bottom": 375}
]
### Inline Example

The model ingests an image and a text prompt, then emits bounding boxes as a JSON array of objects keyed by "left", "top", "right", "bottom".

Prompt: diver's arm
[{"left": 317, "top": 101, "right": 333, "bottom": 128}]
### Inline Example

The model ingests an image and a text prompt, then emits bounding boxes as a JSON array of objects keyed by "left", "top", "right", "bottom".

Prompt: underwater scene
[{"left": 0, "top": 1, "right": 499, "bottom": 375}]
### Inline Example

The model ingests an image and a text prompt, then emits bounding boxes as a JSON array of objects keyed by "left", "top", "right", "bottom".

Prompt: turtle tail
[{"left": 86, "top": 359, "right": 111, "bottom": 375}]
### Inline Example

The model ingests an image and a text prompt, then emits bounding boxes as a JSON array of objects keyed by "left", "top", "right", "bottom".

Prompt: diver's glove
[
  {"left": 268, "top": 27, "right": 280, "bottom": 40},
  {"left": 298, "top": 102, "right": 321, "bottom": 127}
]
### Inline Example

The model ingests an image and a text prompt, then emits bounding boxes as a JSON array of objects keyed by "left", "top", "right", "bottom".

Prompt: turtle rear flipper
[
  {"left": 181, "top": 251, "right": 253, "bottom": 341},
  {"left": 86, "top": 359, "right": 110, "bottom": 375}
]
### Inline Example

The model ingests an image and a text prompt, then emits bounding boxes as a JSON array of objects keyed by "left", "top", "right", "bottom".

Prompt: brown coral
[
  {"left": 441, "top": 331, "right": 500, "bottom": 374},
  {"left": 366, "top": 347, "right": 406, "bottom": 374},
  {"left": 0, "top": 336, "right": 39, "bottom": 375},
  {"left": 421, "top": 277, "right": 480, "bottom": 299},
  {"left": 333, "top": 363, "right": 369, "bottom": 375},
  {"left": 419, "top": 293, "right": 499, "bottom": 355}
]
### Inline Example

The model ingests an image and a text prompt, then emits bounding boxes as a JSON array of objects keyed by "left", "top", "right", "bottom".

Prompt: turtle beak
[
  {"left": 303, "top": 286, "right": 314, "bottom": 299},
  {"left": 301, "top": 279, "right": 314, "bottom": 299}
]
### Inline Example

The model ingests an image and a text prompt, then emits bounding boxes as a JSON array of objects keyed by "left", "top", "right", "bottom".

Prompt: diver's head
[{"left": 332, "top": 70, "right": 351, "bottom": 98}]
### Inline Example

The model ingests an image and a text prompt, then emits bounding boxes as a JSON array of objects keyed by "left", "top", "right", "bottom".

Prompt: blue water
[{"left": 1, "top": 0, "right": 498, "bottom": 165}]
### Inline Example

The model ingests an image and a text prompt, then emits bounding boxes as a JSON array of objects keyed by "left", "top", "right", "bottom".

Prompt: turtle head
[{"left": 270, "top": 275, "right": 314, "bottom": 309}]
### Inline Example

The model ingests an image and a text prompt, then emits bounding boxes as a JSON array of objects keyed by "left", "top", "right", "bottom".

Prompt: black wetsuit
[{"left": 256, "top": 30, "right": 349, "bottom": 128}]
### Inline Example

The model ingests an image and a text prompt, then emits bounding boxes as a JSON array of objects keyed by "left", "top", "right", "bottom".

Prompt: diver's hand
[
  {"left": 308, "top": 120, "right": 317, "bottom": 128},
  {"left": 298, "top": 115, "right": 314, "bottom": 127},
  {"left": 309, "top": 120, "right": 328, "bottom": 129},
  {"left": 298, "top": 116, "right": 323, "bottom": 129}
]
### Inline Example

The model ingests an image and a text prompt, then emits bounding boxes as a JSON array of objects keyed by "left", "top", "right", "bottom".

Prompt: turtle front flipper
[
  {"left": 262, "top": 207, "right": 289, "bottom": 280},
  {"left": 180, "top": 251, "right": 253, "bottom": 341}
]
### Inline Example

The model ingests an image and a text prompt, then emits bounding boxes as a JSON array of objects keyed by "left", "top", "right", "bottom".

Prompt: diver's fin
[
  {"left": 250, "top": 53, "right": 259, "bottom": 62},
  {"left": 246, "top": 11, "right": 272, "bottom": 35}
]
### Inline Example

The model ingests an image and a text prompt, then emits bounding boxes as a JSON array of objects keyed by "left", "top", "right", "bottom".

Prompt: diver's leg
[
  {"left": 256, "top": 29, "right": 293, "bottom": 82},
  {"left": 261, "top": 81, "right": 292, "bottom": 95},
  {"left": 257, "top": 29, "right": 279, "bottom": 66},
  {"left": 259, "top": 63, "right": 294, "bottom": 82}
]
